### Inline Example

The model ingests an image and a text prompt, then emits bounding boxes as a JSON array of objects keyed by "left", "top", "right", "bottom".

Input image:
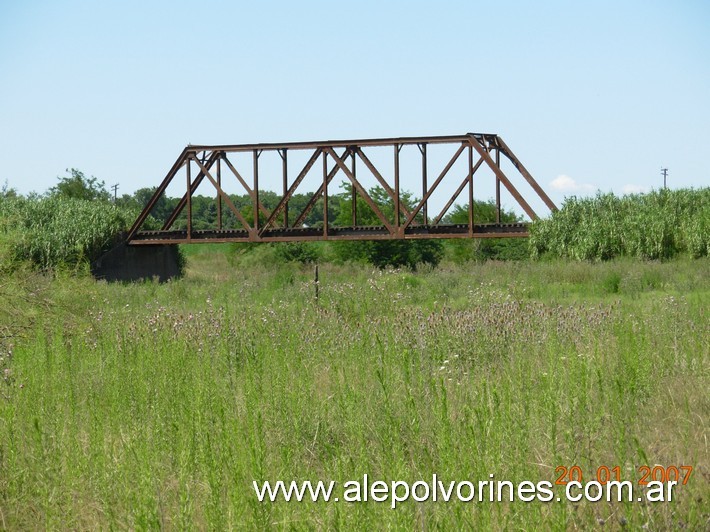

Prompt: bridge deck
[{"left": 129, "top": 223, "right": 528, "bottom": 245}]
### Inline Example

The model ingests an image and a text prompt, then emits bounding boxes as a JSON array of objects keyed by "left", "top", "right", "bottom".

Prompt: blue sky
[{"left": 1, "top": 0, "right": 708, "bottom": 216}]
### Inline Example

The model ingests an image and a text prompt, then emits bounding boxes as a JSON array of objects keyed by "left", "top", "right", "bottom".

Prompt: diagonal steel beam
[
  {"left": 403, "top": 144, "right": 465, "bottom": 229},
  {"left": 495, "top": 136, "right": 557, "bottom": 211},
  {"left": 353, "top": 147, "right": 411, "bottom": 220},
  {"left": 221, "top": 155, "right": 271, "bottom": 218},
  {"left": 127, "top": 147, "right": 190, "bottom": 240},
  {"left": 162, "top": 151, "right": 221, "bottom": 230},
  {"left": 192, "top": 158, "right": 253, "bottom": 232},
  {"left": 466, "top": 134, "right": 538, "bottom": 220},
  {"left": 291, "top": 149, "right": 351, "bottom": 229},
  {"left": 324, "top": 147, "right": 395, "bottom": 234},
  {"left": 432, "top": 156, "right": 485, "bottom": 225},
  {"left": 259, "top": 148, "right": 322, "bottom": 234}
]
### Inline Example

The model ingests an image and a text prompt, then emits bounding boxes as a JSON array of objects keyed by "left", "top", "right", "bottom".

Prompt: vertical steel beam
[
  {"left": 261, "top": 148, "right": 322, "bottom": 233},
  {"left": 468, "top": 145, "right": 474, "bottom": 236},
  {"left": 192, "top": 157, "right": 253, "bottom": 231},
  {"left": 419, "top": 143, "right": 428, "bottom": 225},
  {"left": 495, "top": 148, "right": 501, "bottom": 224},
  {"left": 217, "top": 154, "right": 222, "bottom": 231},
  {"left": 221, "top": 156, "right": 270, "bottom": 218},
  {"left": 289, "top": 149, "right": 347, "bottom": 229},
  {"left": 403, "top": 144, "right": 465, "bottom": 229},
  {"left": 466, "top": 134, "right": 538, "bottom": 220},
  {"left": 161, "top": 151, "right": 219, "bottom": 231},
  {"left": 281, "top": 149, "right": 288, "bottom": 227},
  {"left": 351, "top": 152, "right": 357, "bottom": 226},
  {"left": 324, "top": 147, "right": 394, "bottom": 233},
  {"left": 253, "top": 150, "right": 259, "bottom": 235},
  {"left": 186, "top": 158, "right": 192, "bottom": 241},
  {"left": 322, "top": 151, "right": 328, "bottom": 237},
  {"left": 354, "top": 148, "right": 412, "bottom": 220},
  {"left": 433, "top": 157, "right": 484, "bottom": 226},
  {"left": 394, "top": 144, "right": 400, "bottom": 235}
]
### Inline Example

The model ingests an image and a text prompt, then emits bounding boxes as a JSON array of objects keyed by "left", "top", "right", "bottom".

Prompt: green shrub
[
  {"left": 601, "top": 271, "right": 621, "bottom": 294},
  {"left": 443, "top": 200, "right": 525, "bottom": 263},
  {"left": 274, "top": 242, "right": 320, "bottom": 264},
  {"left": 332, "top": 238, "right": 444, "bottom": 270}
]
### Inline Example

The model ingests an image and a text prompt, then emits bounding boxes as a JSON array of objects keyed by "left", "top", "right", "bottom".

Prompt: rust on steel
[{"left": 126, "top": 133, "right": 557, "bottom": 245}]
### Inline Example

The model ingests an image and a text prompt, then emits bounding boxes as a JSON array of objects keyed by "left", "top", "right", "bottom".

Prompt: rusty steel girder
[{"left": 126, "top": 133, "right": 557, "bottom": 245}]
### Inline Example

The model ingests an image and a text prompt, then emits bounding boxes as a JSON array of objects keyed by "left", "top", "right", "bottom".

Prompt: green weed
[{"left": 0, "top": 257, "right": 707, "bottom": 529}]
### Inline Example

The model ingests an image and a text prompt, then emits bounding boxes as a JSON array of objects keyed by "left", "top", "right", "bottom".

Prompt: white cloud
[
  {"left": 622, "top": 184, "right": 648, "bottom": 194},
  {"left": 550, "top": 174, "right": 595, "bottom": 193}
]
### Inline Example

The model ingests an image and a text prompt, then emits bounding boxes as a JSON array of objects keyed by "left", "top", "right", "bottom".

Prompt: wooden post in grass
[{"left": 314, "top": 264, "right": 319, "bottom": 302}]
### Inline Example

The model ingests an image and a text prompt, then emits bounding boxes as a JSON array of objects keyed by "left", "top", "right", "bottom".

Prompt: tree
[
  {"left": 333, "top": 184, "right": 444, "bottom": 269},
  {"left": 444, "top": 200, "right": 521, "bottom": 225},
  {"left": 1, "top": 180, "right": 18, "bottom": 199},
  {"left": 444, "top": 200, "right": 528, "bottom": 262},
  {"left": 50, "top": 168, "right": 110, "bottom": 202}
]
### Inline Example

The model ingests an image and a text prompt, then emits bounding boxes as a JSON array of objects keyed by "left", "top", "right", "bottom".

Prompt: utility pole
[
  {"left": 661, "top": 168, "right": 668, "bottom": 189},
  {"left": 111, "top": 183, "right": 119, "bottom": 202}
]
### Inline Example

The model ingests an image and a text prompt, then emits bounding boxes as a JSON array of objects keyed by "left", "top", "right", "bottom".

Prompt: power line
[
  {"left": 660, "top": 168, "right": 668, "bottom": 189},
  {"left": 111, "top": 183, "right": 119, "bottom": 201}
]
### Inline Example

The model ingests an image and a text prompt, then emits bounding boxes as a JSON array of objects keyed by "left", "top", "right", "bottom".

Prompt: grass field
[{"left": 0, "top": 252, "right": 708, "bottom": 529}]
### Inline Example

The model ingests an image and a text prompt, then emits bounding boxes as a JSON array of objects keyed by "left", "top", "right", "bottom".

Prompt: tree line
[
  {"left": 0, "top": 168, "right": 527, "bottom": 270},
  {"left": 5, "top": 169, "right": 705, "bottom": 270}
]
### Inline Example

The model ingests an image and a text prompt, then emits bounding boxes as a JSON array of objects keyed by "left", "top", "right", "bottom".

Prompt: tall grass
[
  {"left": 530, "top": 188, "right": 710, "bottom": 261},
  {"left": 0, "top": 195, "right": 136, "bottom": 269},
  {"left": 0, "top": 257, "right": 707, "bottom": 529}
]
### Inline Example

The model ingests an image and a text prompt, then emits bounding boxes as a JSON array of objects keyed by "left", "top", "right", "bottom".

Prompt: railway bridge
[{"left": 94, "top": 133, "right": 557, "bottom": 280}]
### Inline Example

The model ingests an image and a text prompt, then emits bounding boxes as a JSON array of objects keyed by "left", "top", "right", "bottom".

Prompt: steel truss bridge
[{"left": 126, "top": 133, "right": 557, "bottom": 245}]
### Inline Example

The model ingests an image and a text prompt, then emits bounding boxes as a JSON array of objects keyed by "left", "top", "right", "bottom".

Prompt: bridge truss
[{"left": 126, "top": 133, "right": 556, "bottom": 245}]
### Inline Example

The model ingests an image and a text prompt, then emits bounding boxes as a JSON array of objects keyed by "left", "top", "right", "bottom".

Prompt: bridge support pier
[{"left": 91, "top": 242, "right": 182, "bottom": 282}]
